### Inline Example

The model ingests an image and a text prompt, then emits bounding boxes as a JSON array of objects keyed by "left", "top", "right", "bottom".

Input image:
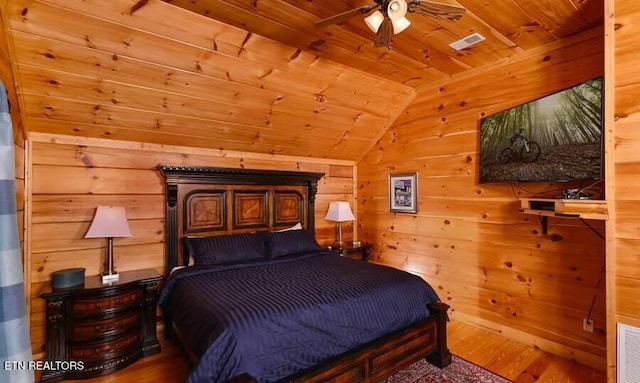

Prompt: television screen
[{"left": 479, "top": 77, "right": 603, "bottom": 184}]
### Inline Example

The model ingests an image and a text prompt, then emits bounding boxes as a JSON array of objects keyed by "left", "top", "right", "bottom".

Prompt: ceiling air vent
[{"left": 449, "top": 33, "right": 485, "bottom": 50}]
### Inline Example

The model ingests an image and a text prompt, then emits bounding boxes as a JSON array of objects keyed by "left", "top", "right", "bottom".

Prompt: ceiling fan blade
[
  {"left": 373, "top": 16, "right": 394, "bottom": 48},
  {"left": 314, "top": 5, "right": 379, "bottom": 29},
  {"left": 407, "top": 0, "right": 466, "bottom": 23}
]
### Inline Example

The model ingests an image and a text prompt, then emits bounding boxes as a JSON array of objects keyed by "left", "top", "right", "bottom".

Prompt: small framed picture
[{"left": 389, "top": 172, "right": 418, "bottom": 213}]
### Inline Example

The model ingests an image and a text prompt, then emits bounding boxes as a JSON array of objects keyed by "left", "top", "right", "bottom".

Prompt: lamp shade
[
  {"left": 364, "top": 10, "right": 384, "bottom": 32},
  {"left": 324, "top": 201, "right": 355, "bottom": 222},
  {"left": 85, "top": 206, "right": 132, "bottom": 238},
  {"left": 387, "top": 0, "right": 408, "bottom": 21},
  {"left": 392, "top": 17, "right": 411, "bottom": 34}
]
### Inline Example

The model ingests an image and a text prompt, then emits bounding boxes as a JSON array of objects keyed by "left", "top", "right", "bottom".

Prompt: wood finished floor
[{"left": 65, "top": 320, "right": 606, "bottom": 383}]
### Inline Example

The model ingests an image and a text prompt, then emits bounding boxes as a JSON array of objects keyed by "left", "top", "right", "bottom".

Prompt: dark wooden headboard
[{"left": 158, "top": 165, "right": 325, "bottom": 276}]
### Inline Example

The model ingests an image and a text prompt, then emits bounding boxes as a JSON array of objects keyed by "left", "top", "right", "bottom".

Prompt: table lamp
[
  {"left": 324, "top": 201, "right": 355, "bottom": 245},
  {"left": 85, "top": 206, "right": 132, "bottom": 284}
]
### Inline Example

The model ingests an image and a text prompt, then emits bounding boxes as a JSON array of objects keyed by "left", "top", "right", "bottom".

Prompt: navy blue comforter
[{"left": 159, "top": 251, "right": 440, "bottom": 383}]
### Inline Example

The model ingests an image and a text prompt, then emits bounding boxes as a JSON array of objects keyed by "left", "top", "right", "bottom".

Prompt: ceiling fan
[{"left": 314, "top": 0, "right": 466, "bottom": 49}]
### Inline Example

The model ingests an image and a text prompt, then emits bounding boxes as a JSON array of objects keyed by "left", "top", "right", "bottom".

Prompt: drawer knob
[
  {"left": 94, "top": 298, "right": 122, "bottom": 310},
  {"left": 94, "top": 322, "right": 120, "bottom": 333},
  {"left": 96, "top": 344, "right": 119, "bottom": 355}
]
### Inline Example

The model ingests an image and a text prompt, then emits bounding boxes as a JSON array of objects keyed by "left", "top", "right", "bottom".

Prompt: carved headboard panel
[{"left": 158, "top": 166, "right": 325, "bottom": 276}]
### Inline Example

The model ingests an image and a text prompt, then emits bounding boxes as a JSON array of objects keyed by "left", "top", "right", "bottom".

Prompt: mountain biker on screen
[
  {"left": 510, "top": 127, "right": 526, "bottom": 150},
  {"left": 499, "top": 127, "right": 541, "bottom": 164}
]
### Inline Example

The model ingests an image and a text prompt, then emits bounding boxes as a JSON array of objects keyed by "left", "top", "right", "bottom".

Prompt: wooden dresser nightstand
[
  {"left": 328, "top": 241, "right": 372, "bottom": 261},
  {"left": 39, "top": 268, "right": 161, "bottom": 382}
]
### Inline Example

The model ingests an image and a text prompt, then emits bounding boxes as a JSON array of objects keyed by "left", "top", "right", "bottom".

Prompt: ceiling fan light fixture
[
  {"left": 392, "top": 17, "right": 411, "bottom": 34},
  {"left": 364, "top": 10, "right": 384, "bottom": 32},
  {"left": 314, "top": 0, "right": 466, "bottom": 49}
]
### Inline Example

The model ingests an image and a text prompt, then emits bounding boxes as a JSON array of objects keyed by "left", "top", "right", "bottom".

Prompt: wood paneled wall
[
  {"left": 611, "top": 0, "right": 640, "bottom": 379},
  {"left": 357, "top": 28, "right": 607, "bottom": 369},
  {"left": 26, "top": 134, "right": 355, "bottom": 356}
]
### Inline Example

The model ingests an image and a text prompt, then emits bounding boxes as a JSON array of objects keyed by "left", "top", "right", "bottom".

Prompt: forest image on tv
[{"left": 479, "top": 77, "right": 602, "bottom": 184}]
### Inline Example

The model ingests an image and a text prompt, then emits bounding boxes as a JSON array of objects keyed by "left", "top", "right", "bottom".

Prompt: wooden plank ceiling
[{"left": 2, "top": 0, "right": 602, "bottom": 161}]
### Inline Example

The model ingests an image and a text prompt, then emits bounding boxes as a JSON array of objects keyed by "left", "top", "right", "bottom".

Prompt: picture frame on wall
[{"left": 389, "top": 172, "right": 418, "bottom": 213}]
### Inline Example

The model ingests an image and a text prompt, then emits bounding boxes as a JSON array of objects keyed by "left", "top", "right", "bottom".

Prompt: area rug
[{"left": 381, "top": 355, "right": 512, "bottom": 383}]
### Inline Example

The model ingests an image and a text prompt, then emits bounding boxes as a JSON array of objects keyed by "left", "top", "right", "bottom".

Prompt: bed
[{"left": 158, "top": 165, "right": 451, "bottom": 383}]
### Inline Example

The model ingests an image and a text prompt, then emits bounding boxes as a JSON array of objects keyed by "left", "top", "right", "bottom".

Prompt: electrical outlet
[{"left": 583, "top": 318, "right": 594, "bottom": 333}]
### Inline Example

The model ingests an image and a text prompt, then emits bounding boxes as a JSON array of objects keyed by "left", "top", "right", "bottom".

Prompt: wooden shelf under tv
[{"left": 519, "top": 198, "right": 608, "bottom": 221}]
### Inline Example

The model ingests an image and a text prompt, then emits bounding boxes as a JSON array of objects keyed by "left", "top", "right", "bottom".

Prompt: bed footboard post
[{"left": 426, "top": 301, "right": 451, "bottom": 367}]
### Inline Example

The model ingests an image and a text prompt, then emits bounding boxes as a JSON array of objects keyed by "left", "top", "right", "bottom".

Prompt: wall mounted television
[{"left": 479, "top": 76, "right": 603, "bottom": 185}]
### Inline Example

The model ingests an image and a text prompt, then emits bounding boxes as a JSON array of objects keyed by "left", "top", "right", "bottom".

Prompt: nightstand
[
  {"left": 328, "top": 241, "right": 372, "bottom": 261},
  {"left": 39, "top": 268, "right": 161, "bottom": 382}
]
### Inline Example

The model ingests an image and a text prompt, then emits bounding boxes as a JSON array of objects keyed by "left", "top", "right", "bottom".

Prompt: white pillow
[{"left": 274, "top": 222, "right": 302, "bottom": 232}]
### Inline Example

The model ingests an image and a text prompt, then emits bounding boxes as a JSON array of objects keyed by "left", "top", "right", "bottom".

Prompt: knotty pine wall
[
  {"left": 357, "top": 28, "right": 607, "bottom": 369},
  {"left": 26, "top": 134, "right": 355, "bottom": 357},
  {"left": 611, "top": 0, "right": 640, "bottom": 379}
]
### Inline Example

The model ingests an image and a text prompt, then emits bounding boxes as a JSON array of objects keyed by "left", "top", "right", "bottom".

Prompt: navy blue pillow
[
  {"left": 183, "top": 232, "right": 267, "bottom": 265},
  {"left": 266, "top": 229, "right": 322, "bottom": 259}
]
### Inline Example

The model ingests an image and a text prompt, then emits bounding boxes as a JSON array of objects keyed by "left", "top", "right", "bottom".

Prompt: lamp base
[{"left": 101, "top": 271, "right": 119, "bottom": 284}]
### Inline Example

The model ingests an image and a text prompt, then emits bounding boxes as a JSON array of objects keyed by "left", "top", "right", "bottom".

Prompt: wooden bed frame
[{"left": 158, "top": 165, "right": 451, "bottom": 382}]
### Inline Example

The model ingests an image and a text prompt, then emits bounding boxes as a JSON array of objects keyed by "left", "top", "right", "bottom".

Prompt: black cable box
[{"left": 529, "top": 200, "right": 555, "bottom": 211}]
